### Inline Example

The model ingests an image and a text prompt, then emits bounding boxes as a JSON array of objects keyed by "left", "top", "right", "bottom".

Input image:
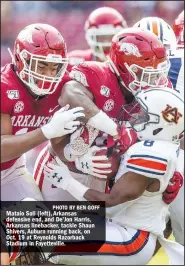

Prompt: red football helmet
[
  {"left": 85, "top": 7, "right": 127, "bottom": 61},
  {"left": 173, "top": 10, "right": 184, "bottom": 49},
  {"left": 10, "top": 23, "right": 68, "bottom": 96},
  {"left": 108, "top": 28, "right": 170, "bottom": 93}
]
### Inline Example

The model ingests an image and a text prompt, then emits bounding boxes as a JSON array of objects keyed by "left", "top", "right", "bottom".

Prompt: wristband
[
  {"left": 87, "top": 111, "right": 118, "bottom": 136},
  {"left": 66, "top": 178, "right": 89, "bottom": 201}
]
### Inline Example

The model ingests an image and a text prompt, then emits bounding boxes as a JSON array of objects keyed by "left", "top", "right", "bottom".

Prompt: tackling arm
[
  {"left": 1, "top": 113, "right": 47, "bottom": 163},
  {"left": 84, "top": 172, "right": 152, "bottom": 207},
  {"left": 1, "top": 106, "right": 84, "bottom": 163},
  {"left": 44, "top": 160, "right": 153, "bottom": 207},
  {"left": 58, "top": 80, "right": 99, "bottom": 122}
]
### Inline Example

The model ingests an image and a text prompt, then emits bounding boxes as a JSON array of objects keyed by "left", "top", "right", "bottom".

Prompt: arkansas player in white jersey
[
  {"left": 44, "top": 88, "right": 184, "bottom": 265},
  {"left": 134, "top": 15, "right": 185, "bottom": 245},
  {"left": 33, "top": 28, "right": 170, "bottom": 201},
  {"left": 67, "top": 7, "right": 127, "bottom": 71},
  {"left": 1, "top": 23, "right": 85, "bottom": 202}
]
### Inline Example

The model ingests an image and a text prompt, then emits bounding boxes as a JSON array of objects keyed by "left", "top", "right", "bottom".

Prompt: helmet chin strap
[
  {"left": 107, "top": 56, "right": 136, "bottom": 94},
  {"left": 7, "top": 47, "right": 16, "bottom": 65}
]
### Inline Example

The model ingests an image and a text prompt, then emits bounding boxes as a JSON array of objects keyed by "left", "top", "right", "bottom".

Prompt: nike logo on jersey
[{"left": 49, "top": 105, "right": 59, "bottom": 113}]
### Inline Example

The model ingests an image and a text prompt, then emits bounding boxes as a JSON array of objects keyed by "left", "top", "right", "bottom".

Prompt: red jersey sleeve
[
  {"left": 69, "top": 62, "right": 101, "bottom": 95},
  {"left": 1, "top": 82, "right": 14, "bottom": 114}
]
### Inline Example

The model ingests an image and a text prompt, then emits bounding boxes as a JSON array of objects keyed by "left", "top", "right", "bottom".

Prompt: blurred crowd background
[
  {"left": 1, "top": 0, "right": 184, "bottom": 66},
  {"left": 1, "top": 0, "right": 184, "bottom": 173}
]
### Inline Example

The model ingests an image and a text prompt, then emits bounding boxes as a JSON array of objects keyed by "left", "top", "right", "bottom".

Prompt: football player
[
  {"left": 44, "top": 88, "right": 184, "bottom": 265},
  {"left": 33, "top": 28, "right": 170, "bottom": 201},
  {"left": 67, "top": 6, "right": 127, "bottom": 71},
  {"left": 133, "top": 15, "right": 184, "bottom": 245},
  {"left": 1, "top": 23, "right": 85, "bottom": 202},
  {"left": 169, "top": 10, "right": 184, "bottom": 246},
  {"left": 133, "top": 16, "right": 177, "bottom": 56}
]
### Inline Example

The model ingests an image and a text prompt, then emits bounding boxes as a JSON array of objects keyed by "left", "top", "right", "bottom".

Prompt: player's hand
[
  {"left": 63, "top": 125, "right": 100, "bottom": 162},
  {"left": 108, "top": 125, "right": 138, "bottom": 155},
  {"left": 75, "top": 146, "right": 112, "bottom": 179},
  {"left": 70, "top": 125, "right": 100, "bottom": 156},
  {"left": 43, "top": 158, "right": 73, "bottom": 190},
  {"left": 162, "top": 171, "right": 183, "bottom": 204},
  {"left": 41, "top": 104, "right": 85, "bottom": 139}
]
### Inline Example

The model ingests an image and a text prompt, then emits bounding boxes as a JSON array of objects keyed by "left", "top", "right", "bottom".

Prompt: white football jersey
[
  {"left": 106, "top": 140, "right": 180, "bottom": 236},
  {"left": 169, "top": 49, "right": 184, "bottom": 97}
]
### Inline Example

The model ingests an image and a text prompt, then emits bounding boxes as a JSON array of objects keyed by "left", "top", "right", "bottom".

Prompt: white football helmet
[
  {"left": 124, "top": 88, "right": 184, "bottom": 144},
  {"left": 133, "top": 17, "right": 177, "bottom": 56}
]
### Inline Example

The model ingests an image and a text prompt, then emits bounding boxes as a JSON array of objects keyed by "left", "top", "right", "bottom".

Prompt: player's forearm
[
  {"left": 84, "top": 189, "right": 124, "bottom": 207},
  {"left": 67, "top": 177, "right": 124, "bottom": 207},
  {"left": 0, "top": 252, "right": 10, "bottom": 265},
  {"left": 1, "top": 128, "right": 47, "bottom": 163},
  {"left": 59, "top": 82, "right": 118, "bottom": 136},
  {"left": 59, "top": 82, "right": 100, "bottom": 121},
  {"left": 49, "top": 135, "right": 71, "bottom": 163}
]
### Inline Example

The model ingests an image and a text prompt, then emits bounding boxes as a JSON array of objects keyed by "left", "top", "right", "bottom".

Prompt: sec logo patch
[
  {"left": 103, "top": 99, "right": 114, "bottom": 112},
  {"left": 100, "top": 86, "right": 110, "bottom": 97},
  {"left": 14, "top": 101, "right": 24, "bottom": 113}
]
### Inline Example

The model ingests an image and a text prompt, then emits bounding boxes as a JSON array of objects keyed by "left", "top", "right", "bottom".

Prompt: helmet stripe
[{"left": 152, "top": 20, "right": 159, "bottom": 37}]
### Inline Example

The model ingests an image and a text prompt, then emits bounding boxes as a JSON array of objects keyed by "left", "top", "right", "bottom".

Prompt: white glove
[
  {"left": 44, "top": 159, "right": 73, "bottom": 190},
  {"left": 41, "top": 104, "right": 85, "bottom": 139},
  {"left": 44, "top": 159, "right": 89, "bottom": 201},
  {"left": 63, "top": 125, "right": 100, "bottom": 161},
  {"left": 75, "top": 146, "right": 112, "bottom": 179}
]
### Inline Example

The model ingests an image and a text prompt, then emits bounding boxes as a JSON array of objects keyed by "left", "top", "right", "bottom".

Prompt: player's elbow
[
  {"left": 1, "top": 137, "right": 10, "bottom": 163},
  {"left": 106, "top": 192, "right": 139, "bottom": 207},
  {"left": 105, "top": 194, "right": 125, "bottom": 207}
]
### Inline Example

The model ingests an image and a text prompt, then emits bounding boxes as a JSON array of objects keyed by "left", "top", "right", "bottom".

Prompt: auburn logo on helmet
[{"left": 162, "top": 104, "right": 182, "bottom": 124}]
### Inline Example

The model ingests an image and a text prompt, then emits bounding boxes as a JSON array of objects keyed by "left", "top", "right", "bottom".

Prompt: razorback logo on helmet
[
  {"left": 18, "top": 27, "right": 34, "bottom": 44},
  {"left": 119, "top": 43, "right": 142, "bottom": 57},
  {"left": 162, "top": 104, "right": 182, "bottom": 124}
]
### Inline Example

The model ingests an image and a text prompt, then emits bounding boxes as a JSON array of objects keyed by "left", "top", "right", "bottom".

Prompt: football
[{"left": 94, "top": 148, "right": 121, "bottom": 180}]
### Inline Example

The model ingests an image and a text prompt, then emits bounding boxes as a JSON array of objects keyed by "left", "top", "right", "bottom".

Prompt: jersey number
[{"left": 143, "top": 140, "right": 154, "bottom": 147}]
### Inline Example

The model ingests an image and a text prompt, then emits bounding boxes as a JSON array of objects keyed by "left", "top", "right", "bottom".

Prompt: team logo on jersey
[
  {"left": 14, "top": 101, "right": 24, "bottom": 113},
  {"left": 69, "top": 70, "right": 88, "bottom": 87},
  {"left": 119, "top": 43, "right": 142, "bottom": 57},
  {"left": 7, "top": 90, "right": 20, "bottom": 99},
  {"left": 162, "top": 104, "right": 182, "bottom": 124},
  {"left": 103, "top": 99, "right": 115, "bottom": 112},
  {"left": 100, "top": 86, "right": 110, "bottom": 97}
]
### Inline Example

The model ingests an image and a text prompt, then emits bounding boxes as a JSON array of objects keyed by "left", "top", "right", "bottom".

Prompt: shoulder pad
[
  {"left": 69, "top": 68, "right": 89, "bottom": 87},
  {"left": 69, "top": 62, "right": 100, "bottom": 87},
  {"left": 125, "top": 141, "right": 168, "bottom": 179}
]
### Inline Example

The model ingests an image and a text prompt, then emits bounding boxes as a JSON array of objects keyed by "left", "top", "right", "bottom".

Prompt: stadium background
[{"left": 1, "top": 0, "right": 183, "bottom": 176}]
